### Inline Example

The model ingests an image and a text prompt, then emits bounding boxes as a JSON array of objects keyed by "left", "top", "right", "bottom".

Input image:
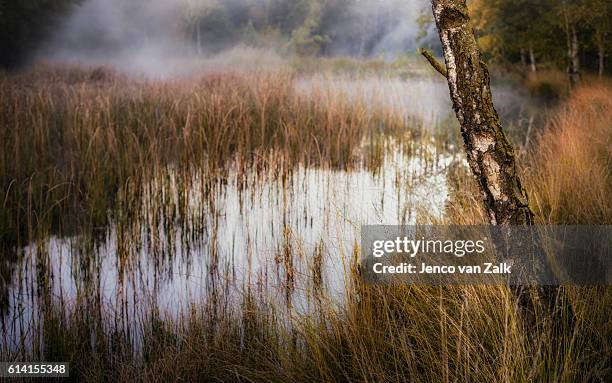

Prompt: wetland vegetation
[{"left": 1, "top": 0, "right": 611, "bottom": 381}]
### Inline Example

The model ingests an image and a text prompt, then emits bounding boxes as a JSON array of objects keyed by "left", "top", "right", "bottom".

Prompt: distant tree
[
  {"left": 582, "top": 0, "right": 610, "bottom": 75},
  {"left": 185, "top": 0, "right": 237, "bottom": 54},
  {"left": 267, "top": 0, "right": 310, "bottom": 35},
  {"left": 471, "top": 0, "right": 558, "bottom": 72},
  {"left": 290, "top": 0, "right": 329, "bottom": 56},
  {"left": 468, "top": 0, "right": 610, "bottom": 76},
  {"left": 556, "top": 0, "right": 585, "bottom": 84}
]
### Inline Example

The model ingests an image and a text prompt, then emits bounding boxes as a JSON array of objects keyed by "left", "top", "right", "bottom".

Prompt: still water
[
  {"left": 2, "top": 74, "right": 510, "bottom": 354},
  {"left": 3, "top": 141, "right": 460, "bottom": 350}
]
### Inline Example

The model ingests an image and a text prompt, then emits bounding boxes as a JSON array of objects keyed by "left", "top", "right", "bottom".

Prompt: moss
[{"left": 432, "top": 0, "right": 534, "bottom": 225}]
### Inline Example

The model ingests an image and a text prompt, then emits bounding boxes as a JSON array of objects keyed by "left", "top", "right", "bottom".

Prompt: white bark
[{"left": 529, "top": 43, "right": 537, "bottom": 73}]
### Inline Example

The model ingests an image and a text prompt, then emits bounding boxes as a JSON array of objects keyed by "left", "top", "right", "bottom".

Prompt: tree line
[
  {"left": 468, "top": 0, "right": 610, "bottom": 77},
  {"left": 0, "top": 0, "right": 423, "bottom": 68},
  {"left": 167, "top": 0, "right": 422, "bottom": 57},
  {"left": 1, "top": 0, "right": 609, "bottom": 76}
]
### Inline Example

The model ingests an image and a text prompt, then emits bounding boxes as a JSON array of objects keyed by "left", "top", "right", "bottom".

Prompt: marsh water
[{"left": 2, "top": 75, "right": 533, "bottom": 352}]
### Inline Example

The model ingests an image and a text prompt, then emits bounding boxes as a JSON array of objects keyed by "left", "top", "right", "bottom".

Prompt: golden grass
[
  {"left": 445, "top": 80, "right": 612, "bottom": 226},
  {"left": 1, "top": 66, "right": 610, "bottom": 382},
  {"left": 1, "top": 65, "right": 411, "bottom": 247},
  {"left": 525, "top": 83, "right": 612, "bottom": 224},
  {"left": 27, "top": 266, "right": 609, "bottom": 382}
]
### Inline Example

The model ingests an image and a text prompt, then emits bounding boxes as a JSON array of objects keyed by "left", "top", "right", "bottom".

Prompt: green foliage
[
  {"left": 470, "top": 0, "right": 611, "bottom": 74},
  {"left": 2, "top": 0, "right": 609, "bottom": 73},
  {"left": 291, "top": 1, "right": 330, "bottom": 56},
  {"left": 183, "top": 0, "right": 422, "bottom": 58}
]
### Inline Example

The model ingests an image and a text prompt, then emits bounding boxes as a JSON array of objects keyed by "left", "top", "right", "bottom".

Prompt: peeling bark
[
  {"left": 430, "top": 0, "right": 534, "bottom": 226},
  {"left": 427, "top": 1, "right": 564, "bottom": 323},
  {"left": 423, "top": 0, "right": 567, "bottom": 327}
]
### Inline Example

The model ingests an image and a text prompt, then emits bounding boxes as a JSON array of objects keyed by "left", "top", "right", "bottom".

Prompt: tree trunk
[
  {"left": 597, "top": 32, "right": 605, "bottom": 76},
  {"left": 568, "top": 26, "right": 580, "bottom": 85},
  {"left": 426, "top": 0, "right": 564, "bottom": 324},
  {"left": 520, "top": 47, "right": 527, "bottom": 68},
  {"left": 429, "top": 0, "right": 534, "bottom": 226},
  {"left": 196, "top": 19, "right": 202, "bottom": 55},
  {"left": 529, "top": 42, "right": 537, "bottom": 73},
  {"left": 599, "top": 46, "right": 605, "bottom": 77}
]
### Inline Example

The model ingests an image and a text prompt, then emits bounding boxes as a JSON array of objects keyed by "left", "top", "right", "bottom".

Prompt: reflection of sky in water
[{"left": 4, "top": 144, "right": 460, "bottom": 351}]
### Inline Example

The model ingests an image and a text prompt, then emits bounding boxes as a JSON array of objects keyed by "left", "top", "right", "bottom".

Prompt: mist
[
  {"left": 38, "top": 0, "right": 199, "bottom": 76},
  {"left": 37, "top": 0, "right": 434, "bottom": 77},
  {"left": 324, "top": 0, "right": 431, "bottom": 58}
]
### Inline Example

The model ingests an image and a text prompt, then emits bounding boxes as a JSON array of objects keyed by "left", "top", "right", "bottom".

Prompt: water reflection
[{"left": 2, "top": 141, "right": 460, "bottom": 351}]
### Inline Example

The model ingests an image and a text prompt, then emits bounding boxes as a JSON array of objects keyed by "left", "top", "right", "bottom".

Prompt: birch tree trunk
[
  {"left": 429, "top": 0, "right": 534, "bottom": 226},
  {"left": 529, "top": 42, "right": 537, "bottom": 73},
  {"left": 599, "top": 46, "right": 605, "bottom": 76},
  {"left": 568, "top": 26, "right": 581, "bottom": 85},
  {"left": 596, "top": 31, "right": 605, "bottom": 76},
  {"left": 426, "top": 0, "right": 565, "bottom": 323}
]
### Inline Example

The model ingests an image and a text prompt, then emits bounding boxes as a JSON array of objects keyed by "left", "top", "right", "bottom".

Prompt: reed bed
[
  {"left": 1, "top": 64, "right": 421, "bottom": 249},
  {"left": 0, "top": 65, "right": 610, "bottom": 382},
  {"left": 524, "top": 82, "right": 612, "bottom": 224}
]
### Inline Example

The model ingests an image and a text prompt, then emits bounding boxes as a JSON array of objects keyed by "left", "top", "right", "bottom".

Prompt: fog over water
[
  {"left": 32, "top": 0, "right": 531, "bottom": 141},
  {"left": 37, "top": 0, "right": 433, "bottom": 76}
]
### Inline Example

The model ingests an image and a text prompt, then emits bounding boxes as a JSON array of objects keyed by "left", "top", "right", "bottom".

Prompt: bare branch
[{"left": 420, "top": 48, "right": 448, "bottom": 78}]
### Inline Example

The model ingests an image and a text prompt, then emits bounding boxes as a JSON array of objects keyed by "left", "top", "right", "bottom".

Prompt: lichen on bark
[{"left": 431, "top": 0, "right": 534, "bottom": 226}]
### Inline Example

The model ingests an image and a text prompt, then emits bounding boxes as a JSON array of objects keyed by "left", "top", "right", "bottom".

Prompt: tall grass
[
  {"left": 9, "top": 251, "right": 608, "bottom": 382},
  {"left": 524, "top": 82, "right": 612, "bottom": 224},
  {"left": 1, "top": 66, "right": 610, "bottom": 382},
  {"left": 1, "top": 65, "right": 414, "bottom": 248}
]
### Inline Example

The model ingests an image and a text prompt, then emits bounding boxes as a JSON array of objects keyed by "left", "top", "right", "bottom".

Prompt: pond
[{"left": 6, "top": 74, "right": 540, "bottom": 355}]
